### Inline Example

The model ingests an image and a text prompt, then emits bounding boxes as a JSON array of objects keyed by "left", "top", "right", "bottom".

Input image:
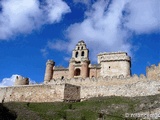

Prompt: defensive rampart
[
  {"left": 0, "top": 63, "right": 159, "bottom": 103},
  {"left": 48, "top": 74, "right": 148, "bottom": 87},
  {"left": 0, "top": 77, "right": 160, "bottom": 103},
  {"left": 0, "top": 84, "right": 65, "bottom": 103},
  {"left": 80, "top": 80, "right": 160, "bottom": 100}
]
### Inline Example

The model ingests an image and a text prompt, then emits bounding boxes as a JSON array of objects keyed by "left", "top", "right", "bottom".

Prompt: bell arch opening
[
  {"left": 75, "top": 52, "right": 78, "bottom": 58},
  {"left": 81, "top": 51, "right": 84, "bottom": 57}
]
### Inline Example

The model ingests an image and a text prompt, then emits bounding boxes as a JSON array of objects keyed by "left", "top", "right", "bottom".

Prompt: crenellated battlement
[
  {"left": 146, "top": 63, "right": 160, "bottom": 80},
  {"left": 146, "top": 63, "right": 160, "bottom": 71},
  {"left": 98, "top": 52, "right": 130, "bottom": 64},
  {"left": 47, "top": 73, "right": 149, "bottom": 87}
]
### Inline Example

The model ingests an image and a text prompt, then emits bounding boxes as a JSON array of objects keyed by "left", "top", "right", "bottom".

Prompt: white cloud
[
  {"left": 47, "top": 40, "right": 69, "bottom": 51},
  {"left": 0, "top": 74, "right": 18, "bottom": 87},
  {"left": 123, "top": 0, "right": 160, "bottom": 34},
  {"left": 73, "top": 0, "right": 91, "bottom": 5},
  {"left": 66, "top": 0, "right": 131, "bottom": 61},
  {"left": 61, "top": 0, "right": 159, "bottom": 62},
  {"left": 0, "top": 74, "right": 36, "bottom": 87},
  {"left": 41, "top": 48, "right": 48, "bottom": 57},
  {"left": 0, "top": 0, "right": 71, "bottom": 40},
  {"left": 44, "top": 0, "right": 71, "bottom": 23}
]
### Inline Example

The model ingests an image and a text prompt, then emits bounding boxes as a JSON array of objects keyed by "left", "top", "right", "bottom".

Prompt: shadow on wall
[{"left": 0, "top": 103, "right": 17, "bottom": 120}]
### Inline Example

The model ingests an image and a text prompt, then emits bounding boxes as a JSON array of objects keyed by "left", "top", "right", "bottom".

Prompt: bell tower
[{"left": 69, "top": 40, "right": 90, "bottom": 79}]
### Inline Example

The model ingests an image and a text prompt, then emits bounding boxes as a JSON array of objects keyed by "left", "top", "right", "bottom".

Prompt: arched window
[
  {"left": 81, "top": 46, "right": 83, "bottom": 49},
  {"left": 74, "top": 68, "right": 81, "bottom": 76},
  {"left": 61, "top": 76, "right": 64, "bottom": 80},
  {"left": 75, "top": 52, "right": 78, "bottom": 58},
  {"left": 81, "top": 51, "right": 84, "bottom": 56}
]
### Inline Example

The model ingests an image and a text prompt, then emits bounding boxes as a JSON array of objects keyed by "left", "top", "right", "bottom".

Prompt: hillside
[{"left": 1, "top": 94, "right": 160, "bottom": 120}]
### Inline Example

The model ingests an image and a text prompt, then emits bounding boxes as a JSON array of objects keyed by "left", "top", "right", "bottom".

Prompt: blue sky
[{"left": 0, "top": 0, "right": 160, "bottom": 86}]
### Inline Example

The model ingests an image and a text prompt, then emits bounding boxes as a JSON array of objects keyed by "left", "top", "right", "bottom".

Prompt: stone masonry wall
[
  {"left": 0, "top": 84, "right": 65, "bottom": 103},
  {"left": 97, "top": 52, "right": 131, "bottom": 78},
  {"left": 0, "top": 76, "right": 160, "bottom": 103},
  {"left": 48, "top": 77, "right": 160, "bottom": 100},
  {"left": 89, "top": 68, "right": 100, "bottom": 78},
  {"left": 0, "top": 62, "right": 159, "bottom": 103},
  {"left": 49, "top": 74, "right": 147, "bottom": 87},
  {"left": 53, "top": 70, "right": 69, "bottom": 79},
  {"left": 48, "top": 73, "right": 160, "bottom": 100},
  {"left": 80, "top": 80, "right": 160, "bottom": 100},
  {"left": 100, "top": 61, "right": 130, "bottom": 77}
]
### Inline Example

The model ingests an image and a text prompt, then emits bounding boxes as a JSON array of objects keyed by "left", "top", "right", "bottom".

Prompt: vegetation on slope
[
  {"left": 2, "top": 94, "right": 160, "bottom": 120},
  {"left": 0, "top": 103, "right": 17, "bottom": 120}
]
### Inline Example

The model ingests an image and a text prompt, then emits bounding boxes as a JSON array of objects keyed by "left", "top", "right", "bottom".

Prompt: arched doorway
[{"left": 74, "top": 68, "right": 81, "bottom": 76}]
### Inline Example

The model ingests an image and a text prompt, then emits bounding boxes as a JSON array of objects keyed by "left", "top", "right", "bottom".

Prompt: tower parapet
[
  {"left": 98, "top": 52, "right": 131, "bottom": 78},
  {"left": 44, "top": 60, "right": 55, "bottom": 83},
  {"left": 98, "top": 52, "right": 130, "bottom": 63}
]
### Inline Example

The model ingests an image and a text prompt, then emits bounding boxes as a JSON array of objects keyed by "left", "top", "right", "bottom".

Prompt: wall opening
[
  {"left": 75, "top": 52, "right": 78, "bottom": 58},
  {"left": 74, "top": 68, "right": 81, "bottom": 76},
  {"left": 61, "top": 76, "right": 64, "bottom": 80},
  {"left": 81, "top": 46, "right": 83, "bottom": 50},
  {"left": 81, "top": 51, "right": 84, "bottom": 57}
]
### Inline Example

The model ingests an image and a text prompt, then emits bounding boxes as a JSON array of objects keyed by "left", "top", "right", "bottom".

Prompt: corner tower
[
  {"left": 69, "top": 40, "right": 90, "bottom": 79},
  {"left": 98, "top": 52, "right": 131, "bottom": 78},
  {"left": 44, "top": 60, "right": 55, "bottom": 83}
]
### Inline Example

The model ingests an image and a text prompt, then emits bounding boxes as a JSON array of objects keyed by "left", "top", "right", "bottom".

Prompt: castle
[
  {"left": 44, "top": 40, "right": 131, "bottom": 82},
  {"left": 0, "top": 40, "right": 160, "bottom": 103}
]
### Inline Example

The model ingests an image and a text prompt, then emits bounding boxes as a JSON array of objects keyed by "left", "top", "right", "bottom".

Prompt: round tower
[
  {"left": 69, "top": 60, "right": 75, "bottom": 79},
  {"left": 14, "top": 75, "right": 29, "bottom": 86},
  {"left": 44, "top": 60, "right": 55, "bottom": 83},
  {"left": 69, "top": 40, "right": 90, "bottom": 79},
  {"left": 81, "top": 61, "right": 90, "bottom": 78}
]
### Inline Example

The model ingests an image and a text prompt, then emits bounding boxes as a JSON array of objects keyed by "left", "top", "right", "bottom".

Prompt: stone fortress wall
[
  {"left": 49, "top": 63, "right": 160, "bottom": 87},
  {"left": 0, "top": 63, "right": 159, "bottom": 103},
  {"left": 0, "top": 84, "right": 65, "bottom": 103},
  {"left": 53, "top": 67, "right": 69, "bottom": 80},
  {"left": 48, "top": 63, "right": 159, "bottom": 101}
]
